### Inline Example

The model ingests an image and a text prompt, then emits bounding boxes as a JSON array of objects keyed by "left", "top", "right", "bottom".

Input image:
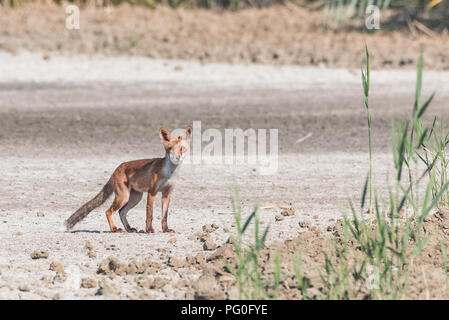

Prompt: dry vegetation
[{"left": 1, "top": 3, "right": 449, "bottom": 69}]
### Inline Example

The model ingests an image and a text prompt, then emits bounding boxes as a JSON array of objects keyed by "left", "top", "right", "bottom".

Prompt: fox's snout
[{"left": 169, "top": 152, "right": 186, "bottom": 164}]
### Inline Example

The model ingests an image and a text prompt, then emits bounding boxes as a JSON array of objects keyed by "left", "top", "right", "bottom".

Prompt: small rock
[
  {"left": 84, "top": 241, "right": 94, "bottom": 251},
  {"left": 152, "top": 277, "right": 168, "bottom": 289},
  {"left": 95, "top": 281, "right": 118, "bottom": 296},
  {"left": 49, "top": 261, "right": 65, "bottom": 275},
  {"left": 199, "top": 233, "right": 211, "bottom": 243},
  {"left": 207, "top": 243, "right": 234, "bottom": 261},
  {"left": 31, "top": 250, "right": 49, "bottom": 259},
  {"left": 193, "top": 275, "right": 225, "bottom": 300},
  {"left": 194, "top": 253, "right": 206, "bottom": 266},
  {"left": 136, "top": 276, "right": 153, "bottom": 288},
  {"left": 81, "top": 278, "right": 97, "bottom": 289},
  {"left": 275, "top": 215, "right": 284, "bottom": 222},
  {"left": 18, "top": 284, "right": 30, "bottom": 292},
  {"left": 143, "top": 260, "right": 162, "bottom": 270},
  {"left": 202, "top": 224, "right": 219, "bottom": 233},
  {"left": 167, "top": 257, "right": 188, "bottom": 269},
  {"left": 310, "top": 226, "right": 320, "bottom": 235},
  {"left": 137, "top": 276, "right": 168, "bottom": 289},
  {"left": 37, "top": 212, "right": 45, "bottom": 217},
  {"left": 299, "top": 221, "right": 310, "bottom": 228},
  {"left": 87, "top": 251, "right": 97, "bottom": 259},
  {"left": 128, "top": 260, "right": 145, "bottom": 275},
  {"left": 169, "top": 237, "right": 177, "bottom": 244},
  {"left": 281, "top": 207, "right": 295, "bottom": 216},
  {"left": 203, "top": 239, "right": 217, "bottom": 251},
  {"left": 97, "top": 257, "right": 128, "bottom": 276}
]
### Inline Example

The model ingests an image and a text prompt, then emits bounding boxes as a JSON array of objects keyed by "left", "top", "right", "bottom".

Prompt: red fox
[{"left": 62, "top": 126, "right": 192, "bottom": 233}]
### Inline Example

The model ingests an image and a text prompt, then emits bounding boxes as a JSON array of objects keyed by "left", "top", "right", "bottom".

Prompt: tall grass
[
  {"left": 361, "top": 46, "right": 374, "bottom": 224},
  {"left": 224, "top": 50, "right": 449, "bottom": 300},
  {"left": 314, "top": 49, "right": 449, "bottom": 299},
  {"left": 418, "top": 119, "right": 449, "bottom": 207},
  {"left": 225, "top": 188, "right": 280, "bottom": 300}
]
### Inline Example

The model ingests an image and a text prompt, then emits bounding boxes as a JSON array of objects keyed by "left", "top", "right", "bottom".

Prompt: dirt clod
[
  {"left": 97, "top": 257, "right": 128, "bottom": 276},
  {"left": 18, "top": 284, "right": 30, "bottom": 292},
  {"left": 193, "top": 275, "right": 226, "bottom": 300},
  {"left": 275, "top": 215, "right": 284, "bottom": 222},
  {"left": 167, "top": 256, "right": 188, "bottom": 269},
  {"left": 84, "top": 241, "right": 94, "bottom": 251},
  {"left": 81, "top": 278, "right": 97, "bottom": 289},
  {"left": 299, "top": 221, "right": 310, "bottom": 228},
  {"left": 207, "top": 243, "right": 235, "bottom": 262},
  {"left": 30, "top": 250, "right": 49, "bottom": 259},
  {"left": 203, "top": 239, "right": 217, "bottom": 251},
  {"left": 49, "top": 261, "right": 64, "bottom": 275},
  {"left": 202, "top": 224, "right": 219, "bottom": 233},
  {"left": 281, "top": 207, "right": 295, "bottom": 216}
]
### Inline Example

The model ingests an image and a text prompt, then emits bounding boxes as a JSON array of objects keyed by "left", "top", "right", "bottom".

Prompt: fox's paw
[
  {"left": 126, "top": 228, "right": 138, "bottom": 233},
  {"left": 111, "top": 227, "right": 123, "bottom": 233},
  {"left": 162, "top": 228, "right": 175, "bottom": 233},
  {"left": 145, "top": 227, "right": 155, "bottom": 233}
]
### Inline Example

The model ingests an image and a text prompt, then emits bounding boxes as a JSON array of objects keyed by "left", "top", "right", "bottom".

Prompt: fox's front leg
[
  {"left": 145, "top": 193, "right": 155, "bottom": 233},
  {"left": 161, "top": 192, "right": 174, "bottom": 233}
]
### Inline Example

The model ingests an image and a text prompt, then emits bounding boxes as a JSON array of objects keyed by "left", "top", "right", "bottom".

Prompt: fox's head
[{"left": 160, "top": 125, "right": 193, "bottom": 164}]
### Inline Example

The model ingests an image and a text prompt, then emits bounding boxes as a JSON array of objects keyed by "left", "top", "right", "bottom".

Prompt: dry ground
[{"left": 1, "top": 52, "right": 449, "bottom": 299}]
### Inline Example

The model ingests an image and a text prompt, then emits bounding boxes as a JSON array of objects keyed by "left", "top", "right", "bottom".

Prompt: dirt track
[{"left": 1, "top": 52, "right": 449, "bottom": 299}]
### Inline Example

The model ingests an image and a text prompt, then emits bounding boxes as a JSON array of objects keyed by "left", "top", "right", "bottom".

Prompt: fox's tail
[{"left": 62, "top": 180, "right": 113, "bottom": 231}]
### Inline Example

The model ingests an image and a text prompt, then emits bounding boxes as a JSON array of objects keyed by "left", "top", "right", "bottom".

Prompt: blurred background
[{"left": 1, "top": 0, "right": 448, "bottom": 69}]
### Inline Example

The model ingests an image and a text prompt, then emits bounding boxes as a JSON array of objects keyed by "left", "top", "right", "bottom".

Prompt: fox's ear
[
  {"left": 183, "top": 125, "right": 193, "bottom": 142},
  {"left": 160, "top": 128, "right": 171, "bottom": 144}
]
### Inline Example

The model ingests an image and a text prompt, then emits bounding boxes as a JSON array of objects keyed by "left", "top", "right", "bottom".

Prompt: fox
[{"left": 62, "top": 125, "right": 192, "bottom": 233}]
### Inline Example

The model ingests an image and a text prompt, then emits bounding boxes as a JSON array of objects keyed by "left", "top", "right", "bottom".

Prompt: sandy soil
[
  {"left": 1, "top": 4, "right": 449, "bottom": 70},
  {"left": 1, "top": 52, "right": 449, "bottom": 299}
]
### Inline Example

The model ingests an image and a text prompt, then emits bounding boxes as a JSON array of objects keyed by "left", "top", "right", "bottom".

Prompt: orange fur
[{"left": 64, "top": 125, "right": 192, "bottom": 233}]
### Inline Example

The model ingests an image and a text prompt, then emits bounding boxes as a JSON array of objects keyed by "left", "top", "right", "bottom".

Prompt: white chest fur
[{"left": 155, "top": 159, "right": 179, "bottom": 192}]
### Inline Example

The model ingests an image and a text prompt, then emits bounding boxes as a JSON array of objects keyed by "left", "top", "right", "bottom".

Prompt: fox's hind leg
[
  {"left": 105, "top": 185, "right": 129, "bottom": 233},
  {"left": 119, "top": 189, "right": 142, "bottom": 233}
]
